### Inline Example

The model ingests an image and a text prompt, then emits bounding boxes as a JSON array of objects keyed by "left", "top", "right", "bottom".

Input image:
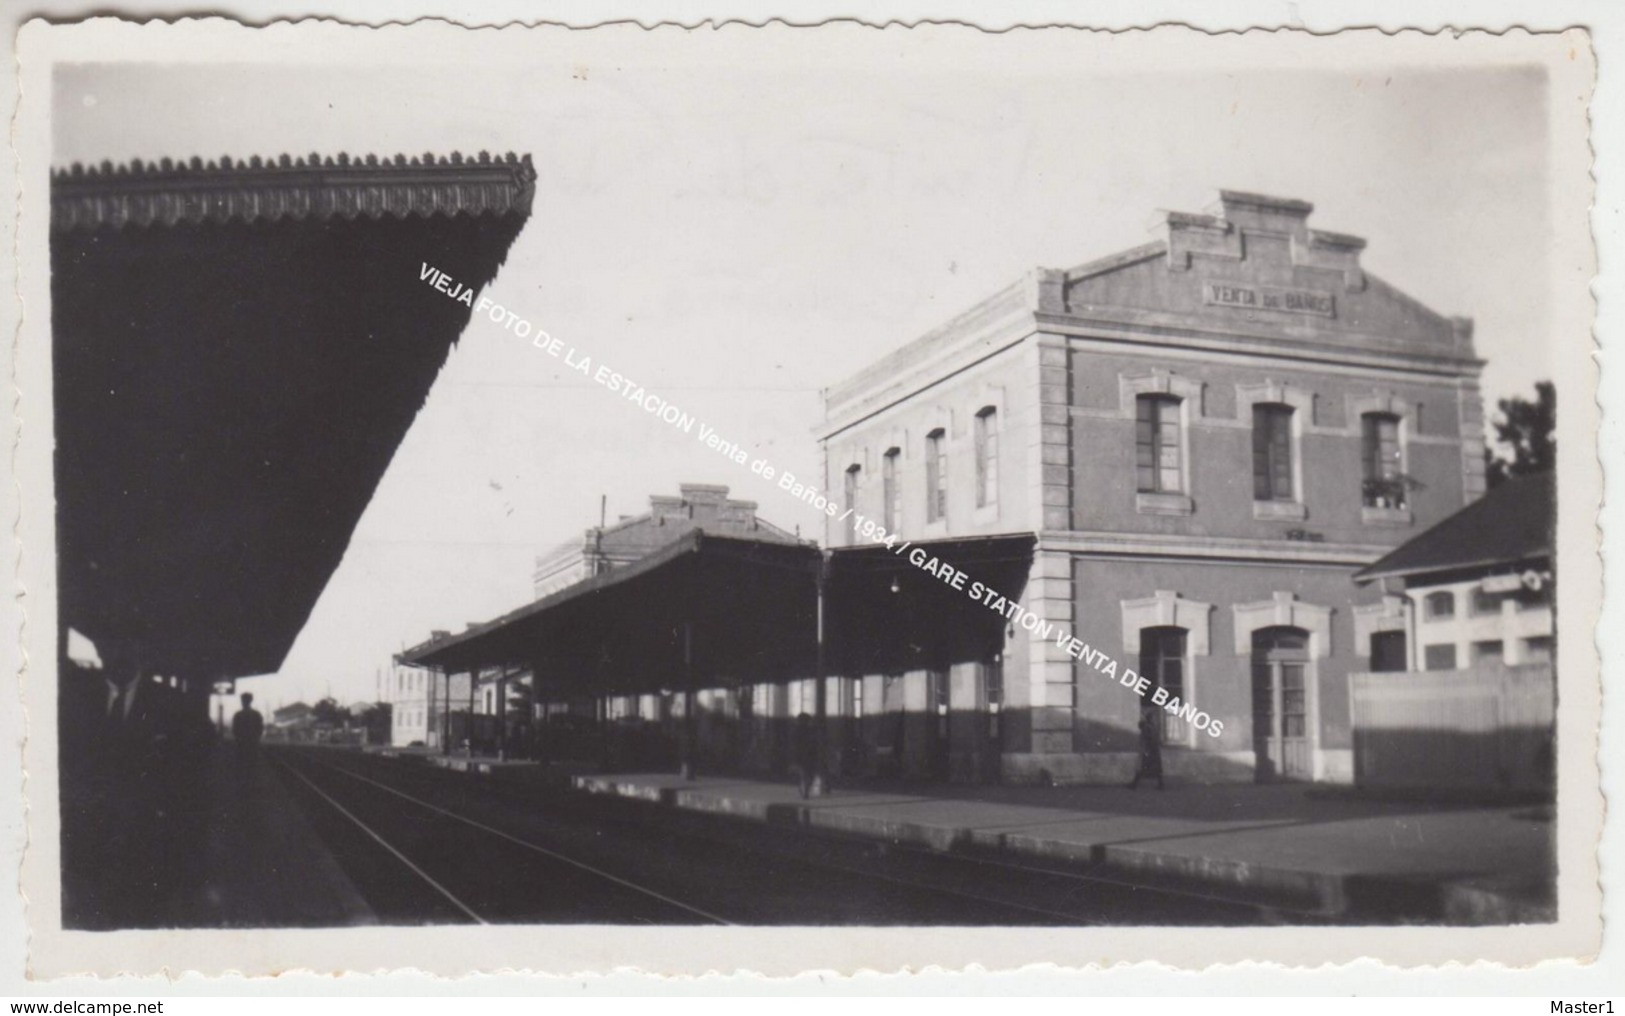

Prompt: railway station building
[
  {"left": 817, "top": 190, "right": 1486, "bottom": 785},
  {"left": 404, "top": 189, "right": 1489, "bottom": 789}
]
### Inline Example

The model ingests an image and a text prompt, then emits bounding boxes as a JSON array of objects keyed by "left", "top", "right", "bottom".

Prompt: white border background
[{"left": 1, "top": 0, "right": 1618, "bottom": 997}]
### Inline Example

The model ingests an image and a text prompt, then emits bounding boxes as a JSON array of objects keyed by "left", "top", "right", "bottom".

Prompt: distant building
[
  {"left": 533, "top": 484, "right": 800, "bottom": 598},
  {"left": 381, "top": 662, "right": 434, "bottom": 747},
  {"left": 272, "top": 702, "right": 314, "bottom": 728}
]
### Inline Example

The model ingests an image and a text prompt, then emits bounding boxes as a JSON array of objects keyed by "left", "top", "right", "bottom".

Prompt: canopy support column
[
  {"left": 679, "top": 620, "right": 697, "bottom": 781},
  {"left": 497, "top": 665, "right": 509, "bottom": 761},
  {"left": 811, "top": 551, "right": 830, "bottom": 797},
  {"left": 440, "top": 670, "right": 451, "bottom": 754}
]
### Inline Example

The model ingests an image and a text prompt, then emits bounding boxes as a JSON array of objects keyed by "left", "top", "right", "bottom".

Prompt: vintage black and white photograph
[{"left": 12, "top": 18, "right": 1601, "bottom": 978}]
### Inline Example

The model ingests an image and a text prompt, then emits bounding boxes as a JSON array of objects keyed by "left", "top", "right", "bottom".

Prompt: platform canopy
[
  {"left": 52, "top": 151, "right": 536, "bottom": 680},
  {"left": 825, "top": 533, "right": 1037, "bottom": 675},
  {"left": 399, "top": 531, "right": 1038, "bottom": 694},
  {"left": 400, "top": 531, "right": 824, "bottom": 695}
]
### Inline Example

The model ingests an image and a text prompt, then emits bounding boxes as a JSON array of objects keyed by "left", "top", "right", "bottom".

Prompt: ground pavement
[{"left": 572, "top": 771, "right": 1556, "bottom": 924}]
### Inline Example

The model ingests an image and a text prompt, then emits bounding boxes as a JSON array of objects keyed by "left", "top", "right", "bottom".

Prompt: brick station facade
[{"left": 818, "top": 190, "right": 1485, "bottom": 784}]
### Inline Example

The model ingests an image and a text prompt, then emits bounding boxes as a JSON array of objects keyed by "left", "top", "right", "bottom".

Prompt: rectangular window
[
  {"left": 1369, "top": 630, "right": 1407, "bottom": 672},
  {"left": 1362, "top": 413, "right": 1404, "bottom": 506},
  {"left": 882, "top": 450, "right": 901, "bottom": 534},
  {"left": 843, "top": 465, "right": 860, "bottom": 543},
  {"left": 1135, "top": 396, "right": 1182, "bottom": 493},
  {"left": 1472, "top": 586, "right": 1511, "bottom": 616},
  {"left": 1472, "top": 640, "right": 1505, "bottom": 665},
  {"left": 1522, "top": 636, "right": 1554, "bottom": 663},
  {"left": 975, "top": 408, "right": 999, "bottom": 508},
  {"left": 1252, "top": 404, "right": 1295, "bottom": 501},
  {"left": 1424, "top": 644, "right": 1458, "bottom": 671},
  {"left": 925, "top": 429, "right": 947, "bottom": 523}
]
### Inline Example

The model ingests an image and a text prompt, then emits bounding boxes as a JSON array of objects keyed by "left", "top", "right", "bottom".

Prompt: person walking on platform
[
  {"left": 1127, "top": 701, "right": 1165, "bottom": 791},
  {"left": 231, "top": 692, "right": 265, "bottom": 768}
]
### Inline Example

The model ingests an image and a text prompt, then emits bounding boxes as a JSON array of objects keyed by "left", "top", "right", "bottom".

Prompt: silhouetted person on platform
[
  {"left": 1127, "top": 701, "right": 1165, "bottom": 791},
  {"left": 231, "top": 692, "right": 264, "bottom": 767},
  {"left": 791, "top": 711, "right": 816, "bottom": 799}
]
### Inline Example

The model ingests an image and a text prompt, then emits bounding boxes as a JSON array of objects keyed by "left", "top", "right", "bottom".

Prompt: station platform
[
  {"left": 168, "top": 745, "right": 376, "bottom": 927},
  {"left": 572, "top": 772, "right": 1556, "bottom": 922}
]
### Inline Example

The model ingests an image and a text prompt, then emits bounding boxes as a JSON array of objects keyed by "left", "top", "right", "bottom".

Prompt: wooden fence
[{"left": 1349, "top": 662, "right": 1555, "bottom": 792}]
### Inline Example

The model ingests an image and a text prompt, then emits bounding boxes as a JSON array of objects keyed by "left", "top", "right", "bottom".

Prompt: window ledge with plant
[{"left": 1361, "top": 474, "right": 1422, "bottom": 525}]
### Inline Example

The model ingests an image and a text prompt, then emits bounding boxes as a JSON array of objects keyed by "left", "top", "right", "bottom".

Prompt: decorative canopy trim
[{"left": 52, "top": 151, "right": 537, "bottom": 232}]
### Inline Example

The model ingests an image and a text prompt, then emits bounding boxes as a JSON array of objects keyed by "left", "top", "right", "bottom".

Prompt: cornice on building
[
  {"left": 1038, "top": 528, "right": 1394, "bottom": 568},
  {"left": 51, "top": 150, "right": 537, "bottom": 232}
]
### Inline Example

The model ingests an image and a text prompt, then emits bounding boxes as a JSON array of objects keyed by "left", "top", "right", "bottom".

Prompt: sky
[{"left": 51, "top": 34, "right": 1561, "bottom": 711}]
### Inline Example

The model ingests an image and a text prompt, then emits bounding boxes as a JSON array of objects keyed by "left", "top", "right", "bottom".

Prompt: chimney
[
  {"left": 1218, "top": 190, "right": 1314, "bottom": 238},
  {"left": 678, "top": 483, "right": 729, "bottom": 505}
]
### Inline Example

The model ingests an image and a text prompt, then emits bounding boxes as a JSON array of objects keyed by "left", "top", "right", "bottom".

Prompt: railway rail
[{"left": 273, "top": 747, "right": 1297, "bottom": 927}]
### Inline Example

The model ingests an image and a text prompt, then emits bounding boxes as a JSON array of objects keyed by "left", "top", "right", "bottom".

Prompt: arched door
[{"left": 1251, "top": 627, "right": 1312, "bottom": 780}]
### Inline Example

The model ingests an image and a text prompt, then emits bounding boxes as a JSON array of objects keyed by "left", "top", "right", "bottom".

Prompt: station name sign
[{"left": 1203, "top": 282, "right": 1335, "bottom": 318}]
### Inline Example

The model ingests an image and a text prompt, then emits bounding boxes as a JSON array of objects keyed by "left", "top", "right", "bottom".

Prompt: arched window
[
  {"left": 843, "top": 464, "right": 861, "bottom": 543},
  {"left": 974, "top": 407, "right": 999, "bottom": 508},
  {"left": 882, "top": 448, "right": 901, "bottom": 534},
  {"left": 1361, "top": 412, "right": 1404, "bottom": 507},
  {"left": 925, "top": 428, "right": 947, "bottom": 523},
  {"left": 1136, "top": 395, "right": 1182, "bottom": 493},
  {"left": 1424, "top": 590, "right": 1456, "bottom": 620}
]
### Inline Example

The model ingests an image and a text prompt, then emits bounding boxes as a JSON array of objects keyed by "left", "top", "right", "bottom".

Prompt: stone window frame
[
  {"left": 1120, "top": 590, "right": 1214, "bottom": 749},
  {"left": 917, "top": 408, "right": 953, "bottom": 536},
  {"left": 1120, "top": 372, "right": 1205, "bottom": 517},
  {"left": 1352, "top": 595, "right": 1408, "bottom": 662},
  {"left": 841, "top": 461, "right": 863, "bottom": 545},
  {"left": 872, "top": 424, "right": 907, "bottom": 537},
  {"left": 1231, "top": 592, "right": 1334, "bottom": 659},
  {"left": 1237, "top": 381, "right": 1314, "bottom": 522},
  {"left": 1232, "top": 592, "right": 1334, "bottom": 776},
  {"left": 1349, "top": 391, "right": 1415, "bottom": 527},
  {"left": 972, "top": 383, "right": 1007, "bottom": 525}
]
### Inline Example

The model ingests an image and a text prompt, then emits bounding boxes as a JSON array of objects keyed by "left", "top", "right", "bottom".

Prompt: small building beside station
[{"left": 1346, "top": 470, "right": 1556, "bottom": 793}]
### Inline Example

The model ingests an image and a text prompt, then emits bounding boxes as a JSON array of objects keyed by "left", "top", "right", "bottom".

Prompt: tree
[
  {"left": 351, "top": 702, "right": 392, "bottom": 745},
  {"left": 1485, "top": 381, "right": 1555, "bottom": 487},
  {"left": 311, "top": 696, "right": 352, "bottom": 728}
]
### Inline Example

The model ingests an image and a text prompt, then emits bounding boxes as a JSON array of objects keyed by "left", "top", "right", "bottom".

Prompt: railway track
[{"left": 274, "top": 747, "right": 1294, "bottom": 927}]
